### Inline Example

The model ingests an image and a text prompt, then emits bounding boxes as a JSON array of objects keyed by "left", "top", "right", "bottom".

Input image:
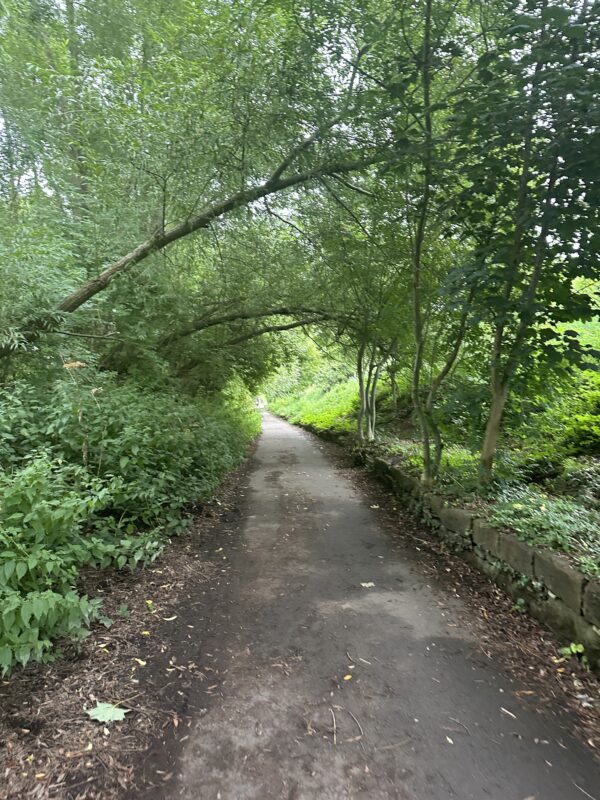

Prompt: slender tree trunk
[
  {"left": 0, "top": 108, "right": 19, "bottom": 208},
  {"left": 357, "top": 342, "right": 366, "bottom": 441},
  {"left": 364, "top": 348, "right": 375, "bottom": 442},
  {"left": 411, "top": 0, "right": 435, "bottom": 489},
  {"left": 64, "top": 0, "right": 93, "bottom": 274},
  {"left": 476, "top": 25, "right": 552, "bottom": 484},
  {"left": 390, "top": 369, "right": 398, "bottom": 412},
  {"left": 480, "top": 377, "right": 509, "bottom": 483},
  {"left": 367, "top": 362, "right": 382, "bottom": 442},
  {"left": 478, "top": 158, "right": 558, "bottom": 483}
]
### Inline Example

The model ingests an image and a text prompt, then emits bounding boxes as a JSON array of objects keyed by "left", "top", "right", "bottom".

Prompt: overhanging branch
[{"left": 0, "top": 151, "right": 390, "bottom": 360}]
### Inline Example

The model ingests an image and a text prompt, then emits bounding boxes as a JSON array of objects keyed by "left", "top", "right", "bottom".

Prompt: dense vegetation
[{"left": 1, "top": 0, "right": 599, "bottom": 670}]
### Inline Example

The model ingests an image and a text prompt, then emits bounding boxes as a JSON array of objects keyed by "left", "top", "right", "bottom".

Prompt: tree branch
[
  {"left": 222, "top": 317, "right": 326, "bottom": 347},
  {"left": 0, "top": 152, "right": 390, "bottom": 360},
  {"left": 159, "top": 306, "right": 333, "bottom": 348}
]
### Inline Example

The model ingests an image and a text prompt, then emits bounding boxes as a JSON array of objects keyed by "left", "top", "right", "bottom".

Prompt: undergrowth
[
  {"left": 489, "top": 487, "right": 600, "bottom": 578},
  {"left": 269, "top": 374, "right": 358, "bottom": 433},
  {"left": 0, "top": 374, "right": 260, "bottom": 674}
]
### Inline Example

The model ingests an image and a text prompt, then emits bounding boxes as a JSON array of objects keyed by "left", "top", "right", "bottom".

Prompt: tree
[{"left": 453, "top": 0, "right": 600, "bottom": 481}]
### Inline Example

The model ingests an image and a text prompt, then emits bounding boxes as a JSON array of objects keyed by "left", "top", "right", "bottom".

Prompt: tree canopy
[{"left": 1, "top": 0, "right": 600, "bottom": 670}]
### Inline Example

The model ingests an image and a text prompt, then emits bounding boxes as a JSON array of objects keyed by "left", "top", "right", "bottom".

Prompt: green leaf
[
  {"left": 20, "top": 601, "right": 32, "bottom": 627},
  {"left": 3, "top": 561, "right": 15, "bottom": 581},
  {"left": 0, "top": 645, "right": 12, "bottom": 669},
  {"left": 565, "top": 24, "right": 586, "bottom": 41},
  {"left": 541, "top": 6, "right": 572, "bottom": 26},
  {"left": 86, "top": 702, "right": 130, "bottom": 723},
  {"left": 31, "top": 596, "right": 47, "bottom": 620}
]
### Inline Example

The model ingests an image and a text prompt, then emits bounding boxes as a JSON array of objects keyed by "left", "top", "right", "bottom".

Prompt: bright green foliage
[
  {"left": 268, "top": 359, "right": 359, "bottom": 434},
  {"left": 562, "top": 375, "right": 600, "bottom": 456},
  {"left": 271, "top": 379, "right": 358, "bottom": 434},
  {"left": 0, "top": 372, "right": 259, "bottom": 674},
  {"left": 490, "top": 488, "right": 600, "bottom": 577}
]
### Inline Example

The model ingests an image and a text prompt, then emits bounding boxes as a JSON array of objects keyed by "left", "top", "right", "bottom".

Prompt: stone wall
[{"left": 370, "top": 456, "right": 600, "bottom": 675}]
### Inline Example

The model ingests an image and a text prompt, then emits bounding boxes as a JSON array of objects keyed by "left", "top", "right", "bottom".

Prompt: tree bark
[
  {"left": 410, "top": 0, "right": 435, "bottom": 489},
  {"left": 478, "top": 157, "right": 558, "bottom": 482},
  {"left": 159, "top": 306, "right": 333, "bottom": 348},
  {"left": 479, "top": 378, "right": 509, "bottom": 484},
  {"left": 367, "top": 361, "right": 383, "bottom": 442},
  {"left": 357, "top": 340, "right": 367, "bottom": 441}
]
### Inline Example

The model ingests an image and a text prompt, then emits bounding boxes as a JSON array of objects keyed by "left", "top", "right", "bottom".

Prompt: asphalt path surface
[{"left": 166, "top": 413, "right": 599, "bottom": 799}]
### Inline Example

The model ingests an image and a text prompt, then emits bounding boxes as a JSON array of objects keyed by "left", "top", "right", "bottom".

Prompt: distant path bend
[{"left": 168, "top": 413, "right": 599, "bottom": 799}]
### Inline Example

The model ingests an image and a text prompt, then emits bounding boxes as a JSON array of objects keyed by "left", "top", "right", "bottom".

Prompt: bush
[
  {"left": 489, "top": 486, "right": 600, "bottom": 577},
  {"left": 269, "top": 373, "right": 358, "bottom": 433},
  {"left": 545, "top": 457, "right": 600, "bottom": 510},
  {"left": 0, "top": 375, "right": 260, "bottom": 674},
  {"left": 561, "top": 374, "right": 600, "bottom": 456}
]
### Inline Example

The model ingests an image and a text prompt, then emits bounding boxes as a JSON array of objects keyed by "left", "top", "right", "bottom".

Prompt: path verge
[{"left": 0, "top": 454, "right": 253, "bottom": 800}]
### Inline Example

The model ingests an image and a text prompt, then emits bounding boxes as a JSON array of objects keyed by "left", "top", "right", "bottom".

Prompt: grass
[{"left": 269, "top": 377, "right": 358, "bottom": 434}]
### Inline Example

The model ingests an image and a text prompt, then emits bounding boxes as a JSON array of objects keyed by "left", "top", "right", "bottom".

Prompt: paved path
[{"left": 168, "top": 413, "right": 599, "bottom": 799}]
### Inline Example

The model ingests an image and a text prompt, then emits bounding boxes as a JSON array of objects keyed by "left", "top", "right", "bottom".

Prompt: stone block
[
  {"left": 534, "top": 551, "right": 584, "bottom": 613},
  {"left": 574, "top": 614, "right": 600, "bottom": 659},
  {"left": 472, "top": 519, "right": 499, "bottom": 553},
  {"left": 438, "top": 505, "right": 473, "bottom": 534},
  {"left": 439, "top": 527, "right": 472, "bottom": 553},
  {"left": 529, "top": 596, "right": 579, "bottom": 642},
  {"left": 472, "top": 554, "right": 503, "bottom": 582},
  {"left": 388, "top": 466, "right": 421, "bottom": 498},
  {"left": 583, "top": 580, "right": 600, "bottom": 628},
  {"left": 427, "top": 494, "right": 447, "bottom": 517},
  {"left": 371, "top": 457, "right": 392, "bottom": 479},
  {"left": 496, "top": 533, "right": 535, "bottom": 577}
]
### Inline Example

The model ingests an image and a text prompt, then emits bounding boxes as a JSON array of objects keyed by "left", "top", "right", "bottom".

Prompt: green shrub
[
  {"left": 489, "top": 486, "right": 600, "bottom": 577},
  {"left": 270, "top": 376, "right": 358, "bottom": 433},
  {"left": 545, "top": 457, "right": 600, "bottom": 510},
  {"left": 383, "top": 439, "right": 424, "bottom": 475},
  {"left": 561, "top": 374, "right": 600, "bottom": 456},
  {"left": 0, "top": 375, "right": 259, "bottom": 674}
]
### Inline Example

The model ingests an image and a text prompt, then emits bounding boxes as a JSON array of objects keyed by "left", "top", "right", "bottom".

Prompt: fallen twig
[
  {"left": 346, "top": 709, "right": 364, "bottom": 738},
  {"left": 449, "top": 716, "right": 470, "bottom": 735},
  {"left": 573, "top": 781, "right": 599, "bottom": 800},
  {"left": 375, "top": 736, "right": 412, "bottom": 751}
]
